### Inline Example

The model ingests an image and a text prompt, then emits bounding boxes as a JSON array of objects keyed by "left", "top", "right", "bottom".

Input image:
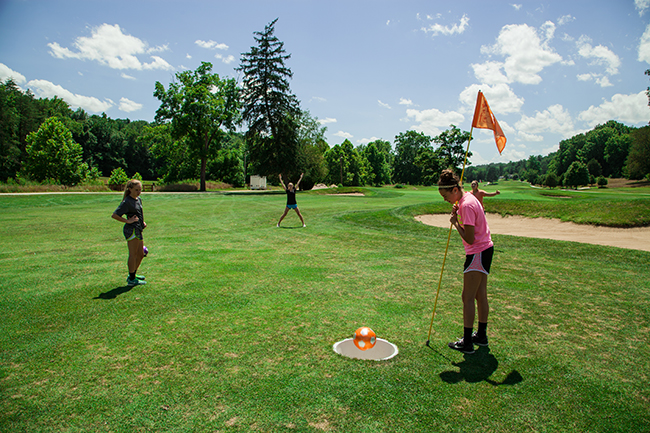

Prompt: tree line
[
  {"left": 2, "top": 19, "right": 648, "bottom": 190},
  {"left": 465, "top": 120, "right": 650, "bottom": 188}
]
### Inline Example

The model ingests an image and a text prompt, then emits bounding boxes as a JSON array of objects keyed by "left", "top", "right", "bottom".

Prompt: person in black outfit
[
  {"left": 111, "top": 179, "right": 148, "bottom": 286},
  {"left": 277, "top": 173, "right": 306, "bottom": 228}
]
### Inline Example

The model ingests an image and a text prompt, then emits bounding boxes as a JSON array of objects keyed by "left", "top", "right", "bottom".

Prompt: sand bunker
[{"left": 415, "top": 214, "right": 650, "bottom": 252}]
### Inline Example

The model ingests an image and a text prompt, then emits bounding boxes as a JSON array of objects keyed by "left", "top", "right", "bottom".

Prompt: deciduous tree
[
  {"left": 564, "top": 161, "right": 590, "bottom": 188},
  {"left": 23, "top": 117, "right": 88, "bottom": 185},
  {"left": 434, "top": 125, "right": 471, "bottom": 174},
  {"left": 393, "top": 130, "right": 432, "bottom": 184},
  {"left": 363, "top": 140, "right": 391, "bottom": 186},
  {"left": 154, "top": 61, "right": 240, "bottom": 191},
  {"left": 626, "top": 126, "right": 650, "bottom": 180}
]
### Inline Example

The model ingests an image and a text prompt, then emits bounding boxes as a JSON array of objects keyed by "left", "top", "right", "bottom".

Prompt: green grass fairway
[{"left": 1, "top": 183, "right": 649, "bottom": 432}]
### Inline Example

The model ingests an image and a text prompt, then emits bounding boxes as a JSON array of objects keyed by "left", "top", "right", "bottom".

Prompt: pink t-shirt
[{"left": 457, "top": 191, "right": 493, "bottom": 255}]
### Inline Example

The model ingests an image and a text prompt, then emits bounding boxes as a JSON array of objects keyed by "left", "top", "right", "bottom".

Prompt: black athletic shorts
[
  {"left": 464, "top": 246, "right": 494, "bottom": 275},
  {"left": 123, "top": 224, "right": 143, "bottom": 241}
]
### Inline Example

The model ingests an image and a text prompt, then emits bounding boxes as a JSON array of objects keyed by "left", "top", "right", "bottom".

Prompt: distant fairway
[{"left": 1, "top": 183, "right": 649, "bottom": 432}]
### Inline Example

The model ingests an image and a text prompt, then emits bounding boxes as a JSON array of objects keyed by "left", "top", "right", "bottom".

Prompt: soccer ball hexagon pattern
[{"left": 353, "top": 326, "right": 376, "bottom": 351}]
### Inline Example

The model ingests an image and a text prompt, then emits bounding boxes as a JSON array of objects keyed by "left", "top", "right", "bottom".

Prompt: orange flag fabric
[{"left": 472, "top": 91, "right": 506, "bottom": 154}]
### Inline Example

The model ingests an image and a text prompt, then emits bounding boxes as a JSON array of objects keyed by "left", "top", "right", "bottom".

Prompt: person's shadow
[
  {"left": 93, "top": 285, "right": 133, "bottom": 300},
  {"left": 439, "top": 346, "right": 523, "bottom": 386}
]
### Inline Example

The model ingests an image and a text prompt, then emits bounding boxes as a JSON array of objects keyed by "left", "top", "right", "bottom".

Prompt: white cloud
[
  {"left": 196, "top": 40, "right": 234, "bottom": 64},
  {"left": 468, "top": 150, "right": 490, "bottom": 165},
  {"left": 27, "top": 79, "right": 113, "bottom": 112},
  {"left": 459, "top": 83, "right": 525, "bottom": 114},
  {"left": 48, "top": 24, "right": 173, "bottom": 71},
  {"left": 357, "top": 137, "right": 381, "bottom": 145},
  {"left": 636, "top": 0, "right": 650, "bottom": 16},
  {"left": 118, "top": 97, "right": 142, "bottom": 112},
  {"left": 480, "top": 23, "right": 563, "bottom": 85},
  {"left": 186, "top": 53, "right": 192, "bottom": 59},
  {"left": 311, "top": 96, "right": 327, "bottom": 103},
  {"left": 471, "top": 61, "right": 509, "bottom": 85},
  {"left": 576, "top": 72, "right": 613, "bottom": 87},
  {"left": 143, "top": 55, "right": 174, "bottom": 70},
  {"left": 557, "top": 15, "right": 575, "bottom": 26},
  {"left": 542, "top": 143, "right": 560, "bottom": 154},
  {"left": 595, "top": 77, "right": 612, "bottom": 87},
  {"left": 378, "top": 100, "right": 391, "bottom": 109},
  {"left": 540, "top": 21, "right": 556, "bottom": 42},
  {"left": 0, "top": 63, "right": 26, "bottom": 85},
  {"left": 511, "top": 4, "right": 522, "bottom": 11},
  {"left": 577, "top": 36, "right": 620, "bottom": 75},
  {"left": 399, "top": 98, "right": 413, "bottom": 106},
  {"left": 146, "top": 44, "right": 169, "bottom": 54},
  {"left": 121, "top": 73, "right": 136, "bottom": 80},
  {"left": 405, "top": 107, "right": 465, "bottom": 136},
  {"left": 518, "top": 131, "right": 544, "bottom": 141},
  {"left": 499, "top": 146, "right": 527, "bottom": 162},
  {"left": 195, "top": 40, "right": 229, "bottom": 50},
  {"left": 215, "top": 53, "right": 235, "bottom": 64},
  {"left": 515, "top": 104, "right": 576, "bottom": 138},
  {"left": 421, "top": 14, "right": 469, "bottom": 37},
  {"left": 578, "top": 92, "right": 650, "bottom": 127},
  {"left": 318, "top": 117, "right": 337, "bottom": 125},
  {"left": 639, "top": 24, "right": 650, "bottom": 64},
  {"left": 333, "top": 131, "right": 353, "bottom": 139}
]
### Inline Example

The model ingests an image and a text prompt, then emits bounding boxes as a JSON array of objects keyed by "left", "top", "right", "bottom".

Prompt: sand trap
[{"left": 415, "top": 214, "right": 650, "bottom": 252}]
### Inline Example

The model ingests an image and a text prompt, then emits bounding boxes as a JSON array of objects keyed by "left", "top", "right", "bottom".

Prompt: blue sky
[{"left": 1, "top": 0, "right": 649, "bottom": 165}]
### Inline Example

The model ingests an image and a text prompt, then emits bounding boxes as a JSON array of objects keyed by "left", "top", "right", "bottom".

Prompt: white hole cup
[{"left": 333, "top": 338, "right": 398, "bottom": 361}]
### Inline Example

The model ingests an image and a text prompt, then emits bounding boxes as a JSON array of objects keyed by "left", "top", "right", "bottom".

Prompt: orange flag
[{"left": 472, "top": 91, "right": 506, "bottom": 154}]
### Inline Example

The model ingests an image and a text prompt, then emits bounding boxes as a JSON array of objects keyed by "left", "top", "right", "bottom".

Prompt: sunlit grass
[{"left": 1, "top": 184, "right": 648, "bottom": 432}]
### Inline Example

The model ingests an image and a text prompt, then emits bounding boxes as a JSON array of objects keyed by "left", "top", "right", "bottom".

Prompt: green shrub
[
  {"left": 544, "top": 172, "right": 559, "bottom": 188},
  {"left": 109, "top": 167, "right": 129, "bottom": 186},
  {"left": 597, "top": 176, "right": 608, "bottom": 188},
  {"left": 157, "top": 182, "right": 198, "bottom": 192}
]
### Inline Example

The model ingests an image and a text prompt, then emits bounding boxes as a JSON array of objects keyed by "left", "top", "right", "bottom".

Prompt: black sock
[
  {"left": 477, "top": 322, "right": 488, "bottom": 338},
  {"left": 464, "top": 327, "right": 473, "bottom": 346},
  {"left": 129, "top": 272, "right": 135, "bottom": 280}
]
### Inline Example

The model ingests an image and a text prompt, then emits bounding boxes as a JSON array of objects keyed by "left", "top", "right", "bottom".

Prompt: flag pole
[{"left": 425, "top": 125, "right": 475, "bottom": 346}]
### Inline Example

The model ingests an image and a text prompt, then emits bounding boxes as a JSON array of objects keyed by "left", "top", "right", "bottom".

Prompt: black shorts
[
  {"left": 464, "top": 246, "right": 494, "bottom": 275},
  {"left": 123, "top": 224, "right": 143, "bottom": 241}
]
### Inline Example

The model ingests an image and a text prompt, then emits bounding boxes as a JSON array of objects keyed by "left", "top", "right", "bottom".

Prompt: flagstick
[{"left": 426, "top": 126, "right": 474, "bottom": 347}]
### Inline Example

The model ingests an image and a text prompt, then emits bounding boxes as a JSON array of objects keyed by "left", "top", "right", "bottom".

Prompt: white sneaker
[{"left": 303, "top": 224, "right": 306, "bottom": 227}]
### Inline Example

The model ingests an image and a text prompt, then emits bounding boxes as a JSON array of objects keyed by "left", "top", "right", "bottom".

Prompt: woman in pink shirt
[{"left": 438, "top": 170, "right": 494, "bottom": 354}]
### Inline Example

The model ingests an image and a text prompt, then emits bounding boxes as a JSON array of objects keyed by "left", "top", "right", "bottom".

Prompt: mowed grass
[{"left": 0, "top": 183, "right": 649, "bottom": 432}]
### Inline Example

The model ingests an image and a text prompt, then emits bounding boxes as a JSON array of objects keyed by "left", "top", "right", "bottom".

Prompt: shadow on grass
[
  {"left": 438, "top": 346, "right": 523, "bottom": 386},
  {"left": 93, "top": 285, "right": 133, "bottom": 300},
  {"left": 278, "top": 226, "right": 305, "bottom": 230}
]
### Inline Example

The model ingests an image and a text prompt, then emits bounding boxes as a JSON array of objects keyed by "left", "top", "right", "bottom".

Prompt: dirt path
[{"left": 415, "top": 214, "right": 650, "bottom": 252}]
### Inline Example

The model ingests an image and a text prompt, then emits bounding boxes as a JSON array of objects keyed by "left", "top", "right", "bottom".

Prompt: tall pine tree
[{"left": 238, "top": 18, "right": 301, "bottom": 180}]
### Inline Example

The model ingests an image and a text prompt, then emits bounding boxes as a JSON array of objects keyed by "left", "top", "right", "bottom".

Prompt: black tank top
[{"left": 286, "top": 189, "right": 297, "bottom": 205}]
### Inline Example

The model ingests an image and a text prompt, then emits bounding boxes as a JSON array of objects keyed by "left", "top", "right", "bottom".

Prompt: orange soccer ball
[{"left": 353, "top": 327, "right": 376, "bottom": 351}]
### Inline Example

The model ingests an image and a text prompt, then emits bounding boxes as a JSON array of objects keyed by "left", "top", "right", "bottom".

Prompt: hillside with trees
[
  {"left": 466, "top": 120, "right": 650, "bottom": 188},
  {"left": 1, "top": 20, "right": 649, "bottom": 190}
]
